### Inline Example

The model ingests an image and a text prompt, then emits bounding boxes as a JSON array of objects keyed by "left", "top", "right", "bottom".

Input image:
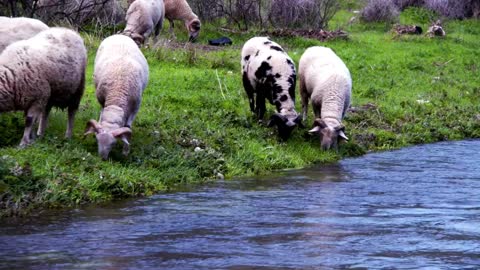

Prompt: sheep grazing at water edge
[
  {"left": 241, "top": 37, "right": 302, "bottom": 141},
  {"left": 0, "top": 27, "right": 86, "bottom": 146},
  {"left": 123, "top": 0, "right": 165, "bottom": 46},
  {"left": 299, "top": 46, "right": 352, "bottom": 150},
  {"left": 0, "top": 16, "right": 49, "bottom": 53},
  {"left": 85, "top": 34, "right": 149, "bottom": 160},
  {"left": 163, "top": 0, "right": 201, "bottom": 41}
]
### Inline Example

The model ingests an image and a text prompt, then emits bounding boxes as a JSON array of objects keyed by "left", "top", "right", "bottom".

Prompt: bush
[
  {"left": 268, "top": 0, "right": 340, "bottom": 29},
  {"left": 34, "top": 0, "right": 125, "bottom": 27},
  {"left": 393, "top": 0, "right": 424, "bottom": 10},
  {"left": 424, "top": 0, "right": 471, "bottom": 19},
  {"left": 361, "top": 0, "right": 400, "bottom": 23}
]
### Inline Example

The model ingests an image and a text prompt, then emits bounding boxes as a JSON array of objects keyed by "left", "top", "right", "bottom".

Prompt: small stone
[
  {"left": 194, "top": 147, "right": 203, "bottom": 152},
  {"left": 216, "top": 173, "right": 224, "bottom": 180}
]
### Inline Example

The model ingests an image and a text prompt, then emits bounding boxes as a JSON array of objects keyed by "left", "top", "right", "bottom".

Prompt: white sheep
[
  {"left": 241, "top": 37, "right": 302, "bottom": 140},
  {"left": 123, "top": 0, "right": 165, "bottom": 45},
  {"left": 0, "top": 27, "right": 86, "bottom": 146},
  {"left": 298, "top": 46, "right": 352, "bottom": 150},
  {"left": 0, "top": 16, "right": 49, "bottom": 53},
  {"left": 85, "top": 34, "right": 149, "bottom": 160},
  {"left": 163, "top": 0, "right": 201, "bottom": 41}
]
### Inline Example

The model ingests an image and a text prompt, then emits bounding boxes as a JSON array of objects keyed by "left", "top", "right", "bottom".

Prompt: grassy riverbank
[{"left": 1, "top": 8, "right": 479, "bottom": 216}]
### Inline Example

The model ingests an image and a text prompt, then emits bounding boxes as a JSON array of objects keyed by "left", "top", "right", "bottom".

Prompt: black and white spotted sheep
[{"left": 241, "top": 37, "right": 302, "bottom": 141}]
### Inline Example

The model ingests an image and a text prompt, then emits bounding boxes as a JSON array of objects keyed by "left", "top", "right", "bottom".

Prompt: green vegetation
[{"left": 1, "top": 8, "right": 479, "bottom": 216}]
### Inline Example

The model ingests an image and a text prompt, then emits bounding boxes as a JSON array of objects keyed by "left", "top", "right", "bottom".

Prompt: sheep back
[
  {"left": 124, "top": 0, "right": 165, "bottom": 38},
  {"left": 0, "top": 16, "right": 49, "bottom": 53},
  {"left": 299, "top": 46, "right": 351, "bottom": 121},
  {"left": 163, "top": 0, "right": 197, "bottom": 22},
  {"left": 94, "top": 34, "right": 149, "bottom": 123},
  {"left": 0, "top": 27, "right": 86, "bottom": 113}
]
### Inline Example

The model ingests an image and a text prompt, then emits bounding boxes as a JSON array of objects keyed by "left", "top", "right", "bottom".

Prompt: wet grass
[{"left": 1, "top": 8, "right": 480, "bottom": 216}]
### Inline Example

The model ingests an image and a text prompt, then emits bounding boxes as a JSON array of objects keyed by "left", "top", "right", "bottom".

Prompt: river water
[{"left": 1, "top": 140, "right": 480, "bottom": 269}]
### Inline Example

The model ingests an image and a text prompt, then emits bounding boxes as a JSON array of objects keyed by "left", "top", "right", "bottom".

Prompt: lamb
[
  {"left": 298, "top": 46, "right": 352, "bottom": 150},
  {"left": 0, "top": 16, "right": 49, "bottom": 53},
  {"left": 85, "top": 34, "right": 149, "bottom": 160},
  {"left": 241, "top": 37, "right": 302, "bottom": 141},
  {"left": 0, "top": 27, "right": 86, "bottom": 146},
  {"left": 123, "top": 0, "right": 165, "bottom": 45},
  {"left": 163, "top": 0, "right": 201, "bottom": 41}
]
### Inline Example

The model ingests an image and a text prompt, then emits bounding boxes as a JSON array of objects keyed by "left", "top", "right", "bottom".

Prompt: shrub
[
  {"left": 361, "top": 0, "right": 400, "bottom": 23},
  {"left": 424, "top": 0, "right": 471, "bottom": 19},
  {"left": 393, "top": 0, "right": 425, "bottom": 10},
  {"left": 34, "top": 0, "right": 124, "bottom": 27},
  {"left": 268, "top": 0, "right": 340, "bottom": 29}
]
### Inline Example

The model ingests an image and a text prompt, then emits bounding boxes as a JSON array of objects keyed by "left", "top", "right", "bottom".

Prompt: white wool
[
  {"left": 299, "top": 46, "right": 352, "bottom": 125},
  {"left": 0, "top": 16, "right": 49, "bottom": 53}
]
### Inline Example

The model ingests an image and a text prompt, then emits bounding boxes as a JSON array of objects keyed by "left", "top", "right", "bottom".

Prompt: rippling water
[{"left": 1, "top": 140, "right": 480, "bottom": 269}]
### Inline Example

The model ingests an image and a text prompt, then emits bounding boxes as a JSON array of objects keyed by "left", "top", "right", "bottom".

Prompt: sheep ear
[
  {"left": 294, "top": 115, "right": 304, "bottom": 128},
  {"left": 130, "top": 33, "right": 144, "bottom": 46},
  {"left": 84, "top": 120, "right": 101, "bottom": 136},
  {"left": 112, "top": 127, "right": 132, "bottom": 141},
  {"left": 190, "top": 20, "right": 201, "bottom": 31},
  {"left": 339, "top": 130, "right": 349, "bottom": 141},
  {"left": 267, "top": 113, "right": 285, "bottom": 127},
  {"left": 313, "top": 118, "right": 327, "bottom": 129},
  {"left": 308, "top": 126, "right": 321, "bottom": 134},
  {"left": 334, "top": 125, "right": 345, "bottom": 132}
]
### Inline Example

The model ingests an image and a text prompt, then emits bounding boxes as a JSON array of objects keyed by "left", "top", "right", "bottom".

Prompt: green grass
[{"left": 1, "top": 9, "right": 480, "bottom": 216}]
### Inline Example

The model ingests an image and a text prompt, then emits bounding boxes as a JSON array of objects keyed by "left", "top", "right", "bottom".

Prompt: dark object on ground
[
  {"left": 427, "top": 20, "right": 446, "bottom": 37},
  {"left": 208, "top": 37, "right": 232, "bottom": 46},
  {"left": 262, "top": 29, "right": 349, "bottom": 41},
  {"left": 393, "top": 24, "right": 423, "bottom": 35}
]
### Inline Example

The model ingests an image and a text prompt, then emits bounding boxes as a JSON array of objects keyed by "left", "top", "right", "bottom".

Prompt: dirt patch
[
  {"left": 153, "top": 39, "right": 233, "bottom": 52},
  {"left": 262, "top": 29, "right": 349, "bottom": 41}
]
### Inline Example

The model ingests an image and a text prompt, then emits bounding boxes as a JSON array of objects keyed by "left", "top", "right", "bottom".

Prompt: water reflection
[{"left": 1, "top": 140, "right": 480, "bottom": 269}]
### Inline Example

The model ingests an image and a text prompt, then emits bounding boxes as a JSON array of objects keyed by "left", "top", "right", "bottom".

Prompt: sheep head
[
  {"left": 187, "top": 19, "right": 201, "bottom": 42},
  {"left": 122, "top": 31, "right": 144, "bottom": 46},
  {"left": 84, "top": 120, "right": 132, "bottom": 160},
  {"left": 308, "top": 118, "right": 348, "bottom": 150},
  {"left": 267, "top": 113, "right": 303, "bottom": 141}
]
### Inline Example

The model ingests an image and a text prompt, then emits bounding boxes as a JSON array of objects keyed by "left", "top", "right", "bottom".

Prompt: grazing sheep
[
  {"left": 0, "top": 27, "right": 86, "bottom": 146},
  {"left": 0, "top": 16, "right": 49, "bottom": 53},
  {"left": 427, "top": 20, "right": 446, "bottom": 37},
  {"left": 163, "top": 0, "right": 201, "bottom": 41},
  {"left": 241, "top": 37, "right": 302, "bottom": 141},
  {"left": 85, "top": 34, "right": 149, "bottom": 160},
  {"left": 123, "top": 0, "right": 165, "bottom": 45},
  {"left": 299, "top": 46, "right": 352, "bottom": 150}
]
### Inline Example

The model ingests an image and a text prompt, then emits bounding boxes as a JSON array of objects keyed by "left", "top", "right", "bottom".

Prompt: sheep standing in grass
[
  {"left": 0, "top": 16, "right": 49, "bottom": 53},
  {"left": 85, "top": 34, "right": 149, "bottom": 160},
  {"left": 299, "top": 46, "right": 351, "bottom": 150},
  {"left": 163, "top": 0, "right": 201, "bottom": 41},
  {"left": 241, "top": 37, "right": 302, "bottom": 141},
  {"left": 123, "top": 0, "right": 165, "bottom": 45},
  {"left": 0, "top": 27, "right": 86, "bottom": 146}
]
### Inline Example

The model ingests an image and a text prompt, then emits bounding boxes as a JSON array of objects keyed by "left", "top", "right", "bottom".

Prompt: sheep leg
[
  {"left": 168, "top": 19, "right": 176, "bottom": 39},
  {"left": 37, "top": 104, "right": 52, "bottom": 137},
  {"left": 122, "top": 142, "right": 130, "bottom": 157},
  {"left": 20, "top": 106, "right": 42, "bottom": 146},
  {"left": 256, "top": 90, "right": 266, "bottom": 120},
  {"left": 65, "top": 106, "right": 77, "bottom": 139},
  {"left": 154, "top": 20, "right": 163, "bottom": 44},
  {"left": 313, "top": 101, "right": 322, "bottom": 119},
  {"left": 242, "top": 72, "right": 255, "bottom": 113},
  {"left": 300, "top": 80, "right": 309, "bottom": 122}
]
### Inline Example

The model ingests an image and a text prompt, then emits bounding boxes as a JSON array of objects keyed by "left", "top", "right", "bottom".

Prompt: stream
[{"left": 1, "top": 140, "right": 479, "bottom": 269}]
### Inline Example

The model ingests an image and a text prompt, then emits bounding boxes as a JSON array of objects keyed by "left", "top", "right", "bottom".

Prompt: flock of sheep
[{"left": 0, "top": 0, "right": 352, "bottom": 160}]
